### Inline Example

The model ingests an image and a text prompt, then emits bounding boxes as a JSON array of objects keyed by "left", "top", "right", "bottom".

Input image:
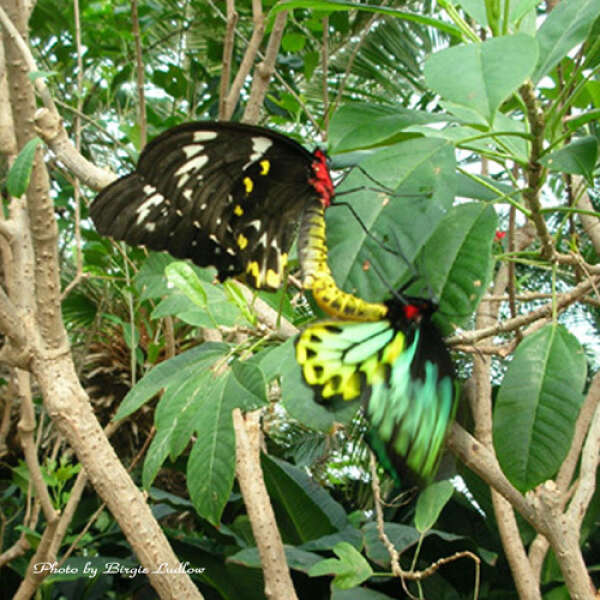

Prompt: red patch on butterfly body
[
  {"left": 309, "top": 149, "right": 334, "bottom": 207},
  {"left": 403, "top": 304, "right": 421, "bottom": 320}
]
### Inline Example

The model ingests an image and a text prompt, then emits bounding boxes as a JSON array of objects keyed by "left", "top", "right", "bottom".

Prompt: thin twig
[
  {"left": 219, "top": 0, "right": 237, "bottom": 119},
  {"left": 222, "top": 0, "right": 264, "bottom": 120},
  {"left": 243, "top": 10, "right": 288, "bottom": 124},
  {"left": 131, "top": 0, "right": 147, "bottom": 148}
]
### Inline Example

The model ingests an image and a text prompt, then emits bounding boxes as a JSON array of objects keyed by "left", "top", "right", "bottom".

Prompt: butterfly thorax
[
  {"left": 385, "top": 297, "right": 436, "bottom": 331},
  {"left": 309, "top": 149, "right": 334, "bottom": 207}
]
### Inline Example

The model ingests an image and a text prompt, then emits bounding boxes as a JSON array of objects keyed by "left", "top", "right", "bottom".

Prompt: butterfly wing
[
  {"left": 90, "top": 122, "right": 318, "bottom": 290},
  {"left": 296, "top": 317, "right": 456, "bottom": 482}
]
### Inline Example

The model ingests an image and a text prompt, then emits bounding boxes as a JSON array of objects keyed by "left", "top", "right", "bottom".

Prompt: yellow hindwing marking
[
  {"left": 266, "top": 268, "right": 281, "bottom": 288},
  {"left": 243, "top": 177, "right": 254, "bottom": 195},
  {"left": 246, "top": 261, "right": 260, "bottom": 285},
  {"left": 234, "top": 204, "right": 244, "bottom": 216},
  {"left": 237, "top": 234, "right": 248, "bottom": 249},
  {"left": 259, "top": 160, "right": 270, "bottom": 175}
]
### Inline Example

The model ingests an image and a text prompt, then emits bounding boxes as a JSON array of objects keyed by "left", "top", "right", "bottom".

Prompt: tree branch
[
  {"left": 233, "top": 409, "right": 299, "bottom": 600},
  {"left": 222, "top": 0, "right": 264, "bottom": 120},
  {"left": 219, "top": 0, "right": 237, "bottom": 119},
  {"left": 243, "top": 10, "right": 287, "bottom": 124},
  {"left": 34, "top": 107, "right": 115, "bottom": 190}
]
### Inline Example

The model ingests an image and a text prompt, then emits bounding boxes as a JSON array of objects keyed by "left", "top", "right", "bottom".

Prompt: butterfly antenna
[
  {"left": 366, "top": 250, "right": 414, "bottom": 305},
  {"left": 342, "top": 164, "right": 432, "bottom": 198},
  {"left": 328, "top": 200, "right": 402, "bottom": 258}
]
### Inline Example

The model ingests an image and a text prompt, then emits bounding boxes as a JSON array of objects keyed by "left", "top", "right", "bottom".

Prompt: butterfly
[
  {"left": 91, "top": 120, "right": 388, "bottom": 320},
  {"left": 295, "top": 294, "right": 456, "bottom": 482},
  {"left": 91, "top": 121, "right": 334, "bottom": 291}
]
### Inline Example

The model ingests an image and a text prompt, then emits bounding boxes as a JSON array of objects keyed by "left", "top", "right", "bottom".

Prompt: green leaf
[
  {"left": 134, "top": 253, "right": 176, "bottom": 300},
  {"left": 143, "top": 420, "right": 174, "bottom": 489},
  {"left": 187, "top": 374, "right": 236, "bottom": 526},
  {"left": 299, "top": 526, "right": 363, "bottom": 552},
  {"left": 229, "top": 545, "right": 323, "bottom": 573},
  {"left": 165, "top": 262, "right": 208, "bottom": 307},
  {"left": 532, "top": 0, "right": 600, "bottom": 83},
  {"left": 282, "top": 32, "right": 306, "bottom": 52},
  {"left": 419, "top": 203, "right": 497, "bottom": 328},
  {"left": 261, "top": 454, "right": 349, "bottom": 543},
  {"left": 308, "top": 542, "right": 373, "bottom": 589},
  {"left": 114, "top": 343, "right": 229, "bottom": 420},
  {"left": 493, "top": 324, "right": 587, "bottom": 492},
  {"left": 363, "top": 522, "right": 420, "bottom": 567},
  {"left": 424, "top": 34, "right": 538, "bottom": 123},
  {"left": 328, "top": 137, "right": 456, "bottom": 302},
  {"left": 564, "top": 109, "right": 600, "bottom": 132},
  {"left": 415, "top": 480, "right": 454, "bottom": 533},
  {"left": 329, "top": 103, "right": 449, "bottom": 152},
  {"left": 269, "top": 0, "right": 461, "bottom": 38},
  {"left": 7, "top": 137, "right": 43, "bottom": 197},
  {"left": 540, "top": 137, "right": 598, "bottom": 183},
  {"left": 226, "top": 361, "right": 268, "bottom": 410}
]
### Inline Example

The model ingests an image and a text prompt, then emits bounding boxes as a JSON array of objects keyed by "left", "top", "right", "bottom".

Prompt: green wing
[{"left": 296, "top": 319, "right": 456, "bottom": 482}]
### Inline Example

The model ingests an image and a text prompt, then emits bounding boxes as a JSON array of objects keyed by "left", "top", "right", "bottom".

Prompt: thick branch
[
  {"left": 233, "top": 409, "right": 299, "bottom": 600},
  {"left": 243, "top": 10, "right": 287, "bottom": 124},
  {"left": 447, "top": 274, "right": 600, "bottom": 346},
  {"left": 34, "top": 108, "right": 115, "bottom": 190},
  {"left": 520, "top": 81, "right": 554, "bottom": 258},
  {"left": 32, "top": 353, "right": 203, "bottom": 599}
]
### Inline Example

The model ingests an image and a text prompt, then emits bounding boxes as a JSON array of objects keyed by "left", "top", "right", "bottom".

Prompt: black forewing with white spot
[{"left": 90, "top": 121, "right": 320, "bottom": 290}]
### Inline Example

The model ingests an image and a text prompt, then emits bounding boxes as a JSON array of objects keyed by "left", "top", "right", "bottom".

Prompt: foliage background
[{"left": 0, "top": 0, "right": 599, "bottom": 599}]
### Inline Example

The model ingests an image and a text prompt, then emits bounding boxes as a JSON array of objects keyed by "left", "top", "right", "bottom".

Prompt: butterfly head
[
  {"left": 309, "top": 149, "right": 334, "bottom": 207},
  {"left": 386, "top": 296, "right": 437, "bottom": 328}
]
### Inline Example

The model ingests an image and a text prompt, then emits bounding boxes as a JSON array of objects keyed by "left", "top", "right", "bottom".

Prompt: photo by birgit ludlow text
[{"left": 33, "top": 561, "right": 206, "bottom": 578}]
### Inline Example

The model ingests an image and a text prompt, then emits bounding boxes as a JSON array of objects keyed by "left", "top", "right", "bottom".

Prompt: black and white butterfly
[{"left": 91, "top": 121, "right": 334, "bottom": 291}]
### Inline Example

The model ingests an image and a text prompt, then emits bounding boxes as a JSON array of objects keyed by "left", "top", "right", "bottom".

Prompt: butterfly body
[
  {"left": 296, "top": 296, "right": 456, "bottom": 482},
  {"left": 298, "top": 201, "right": 388, "bottom": 321},
  {"left": 91, "top": 121, "right": 334, "bottom": 291}
]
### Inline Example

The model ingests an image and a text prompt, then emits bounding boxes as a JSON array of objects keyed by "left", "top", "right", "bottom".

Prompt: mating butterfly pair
[{"left": 90, "top": 121, "right": 456, "bottom": 482}]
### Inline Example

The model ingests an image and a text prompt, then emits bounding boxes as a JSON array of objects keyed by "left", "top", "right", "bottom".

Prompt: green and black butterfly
[
  {"left": 296, "top": 294, "right": 457, "bottom": 482},
  {"left": 91, "top": 120, "right": 386, "bottom": 320}
]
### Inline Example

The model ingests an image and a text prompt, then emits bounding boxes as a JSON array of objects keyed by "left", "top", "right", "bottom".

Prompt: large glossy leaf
[
  {"left": 415, "top": 480, "right": 454, "bottom": 533},
  {"left": 424, "top": 34, "right": 538, "bottom": 123},
  {"left": 493, "top": 324, "right": 586, "bottom": 492},
  {"left": 327, "top": 137, "right": 456, "bottom": 302},
  {"left": 363, "top": 522, "right": 420, "bottom": 567},
  {"left": 540, "top": 137, "right": 598, "bottom": 183},
  {"left": 299, "top": 526, "right": 363, "bottom": 552},
  {"left": 269, "top": 0, "right": 461, "bottom": 37},
  {"left": 419, "top": 202, "right": 497, "bottom": 327},
  {"left": 134, "top": 252, "right": 177, "bottom": 300},
  {"left": 228, "top": 545, "right": 323, "bottom": 574},
  {"left": 532, "top": 0, "right": 600, "bottom": 83},
  {"left": 143, "top": 373, "right": 212, "bottom": 487},
  {"left": 261, "top": 454, "right": 349, "bottom": 543},
  {"left": 114, "top": 343, "right": 229, "bottom": 420},
  {"left": 329, "top": 103, "right": 449, "bottom": 152},
  {"left": 187, "top": 362, "right": 268, "bottom": 525}
]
